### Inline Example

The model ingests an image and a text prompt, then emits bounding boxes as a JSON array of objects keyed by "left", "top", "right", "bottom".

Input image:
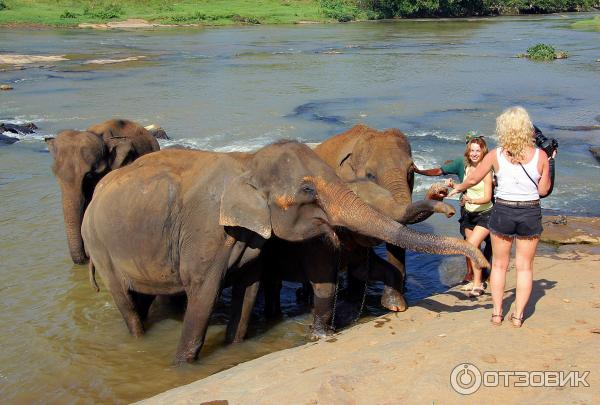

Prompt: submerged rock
[{"left": 0, "top": 134, "right": 19, "bottom": 145}]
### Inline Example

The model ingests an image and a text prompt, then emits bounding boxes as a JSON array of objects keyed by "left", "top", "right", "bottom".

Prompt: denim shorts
[
  {"left": 460, "top": 208, "right": 492, "bottom": 231},
  {"left": 489, "top": 203, "right": 543, "bottom": 238}
]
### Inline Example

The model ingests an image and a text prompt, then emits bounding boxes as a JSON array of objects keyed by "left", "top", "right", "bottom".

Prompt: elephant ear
[
  {"left": 219, "top": 173, "right": 272, "bottom": 239},
  {"left": 337, "top": 152, "right": 357, "bottom": 181},
  {"left": 108, "top": 139, "right": 135, "bottom": 170}
]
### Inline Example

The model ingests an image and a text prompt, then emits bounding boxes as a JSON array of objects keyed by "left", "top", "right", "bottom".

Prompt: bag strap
[{"left": 519, "top": 163, "right": 538, "bottom": 188}]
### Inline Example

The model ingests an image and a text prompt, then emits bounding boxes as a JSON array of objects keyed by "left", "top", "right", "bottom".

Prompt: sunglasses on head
[{"left": 465, "top": 134, "right": 484, "bottom": 144}]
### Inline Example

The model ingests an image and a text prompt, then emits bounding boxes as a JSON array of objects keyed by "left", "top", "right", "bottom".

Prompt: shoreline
[
  {"left": 140, "top": 251, "right": 600, "bottom": 404},
  {"left": 139, "top": 216, "right": 600, "bottom": 403},
  {"left": 0, "top": 11, "right": 597, "bottom": 30}
]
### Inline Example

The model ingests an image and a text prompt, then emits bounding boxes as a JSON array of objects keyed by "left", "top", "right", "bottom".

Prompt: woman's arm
[
  {"left": 450, "top": 150, "right": 496, "bottom": 194},
  {"left": 537, "top": 149, "right": 551, "bottom": 197},
  {"left": 464, "top": 172, "right": 493, "bottom": 205},
  {"left": 413, "top": 166, "right": 443, "bottom": 176}
]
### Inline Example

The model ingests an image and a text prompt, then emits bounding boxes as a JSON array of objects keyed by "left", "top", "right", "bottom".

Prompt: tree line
[{"left": 321, "top": 0, "right": 599, "bottom": 21}]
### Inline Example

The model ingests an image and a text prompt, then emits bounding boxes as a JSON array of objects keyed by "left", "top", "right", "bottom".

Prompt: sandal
[
  {"left": 510, "top": 313, "right": 524, "bottom": 328},
  {"left": 468, "top": 285, "right": 485, "bottom": 297},
  {"left": 491, "top": 313, "right": 504, "bottom": 326}
]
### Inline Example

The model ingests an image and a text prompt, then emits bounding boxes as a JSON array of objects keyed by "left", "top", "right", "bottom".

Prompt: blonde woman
[
  {"left": 450, "top": 107, "right": 552, "bottom": 327},
  {"left": 447, "top": 136, "right": 493, "bottom": 297}
]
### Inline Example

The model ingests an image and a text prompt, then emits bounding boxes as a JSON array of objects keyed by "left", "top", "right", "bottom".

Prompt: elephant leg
[
  {"left": 263, "top": 277, "right": 283, "bottom": 319},
  {"left": 399, "top": 200, "right": 455, "bottom": 225},
  {"left": 104, "top": 273, "right": 145, "bottom": 337},
  {"left": 368, "top": 249, "right": 407, "bottom": 312},
  {"left": 226, "top": 262, "right": 261, "bottom": 344},
  {"left": 175, "top": 265, "right": 225, "bottom": 364},
  {"left": 305, "top": 244, "right": 338, "bottom": 340},
  {"left": 310, "top": 281, "right": 336, "bottom": 340},
  {"left": 386, "top": 243, "right": 407, "bottom": 296},
  {"left": 131, "top": 291, "right": 156, "bottom": 322}
]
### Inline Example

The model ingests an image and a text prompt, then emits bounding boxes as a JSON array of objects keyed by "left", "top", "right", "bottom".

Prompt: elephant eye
[
  {"left": 366, "top": 172, "right": 376, "bottom": 181},
  {"left": 301, "top": 184, "right": 316, "bottom": 196}
]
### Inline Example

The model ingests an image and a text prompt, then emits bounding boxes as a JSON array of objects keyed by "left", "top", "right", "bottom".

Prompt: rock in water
[
  {"left": 1, "top": 84, "right": 13, "bottom": 90},
  {"left": 590, "top": 146, "right": 600, "bottom": 163},
  {"left": 0, "top": 122, "right": 38, "bottom": 135},
  {"left": 0, "top": 134, "right": 19, "bottom": 145}
]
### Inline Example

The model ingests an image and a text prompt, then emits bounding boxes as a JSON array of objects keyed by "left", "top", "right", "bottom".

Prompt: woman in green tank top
[{"left": 448, "top": 137, "right": 494, "bottom": 297}]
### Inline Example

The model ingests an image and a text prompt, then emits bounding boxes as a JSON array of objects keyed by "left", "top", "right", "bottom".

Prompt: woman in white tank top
[{"left": 449, "top": 107, "right": 552, "bottom": 327}]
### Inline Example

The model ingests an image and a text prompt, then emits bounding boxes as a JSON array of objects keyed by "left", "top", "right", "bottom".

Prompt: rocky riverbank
[{"left": 140, "top": 216, "right": 600, "bottom": 404}]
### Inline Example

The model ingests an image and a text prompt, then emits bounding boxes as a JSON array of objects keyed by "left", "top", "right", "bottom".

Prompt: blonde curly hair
[{"left": 496, "top": 106, "right": 535, "bottom": 162}]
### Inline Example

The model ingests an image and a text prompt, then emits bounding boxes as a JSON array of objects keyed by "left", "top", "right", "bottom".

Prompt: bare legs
[
  {"left": 464, "top": 225, "right": 490, "bottom": 292},
  {"left": 490, "top": 233, "right": 539, "bottom": 325}
]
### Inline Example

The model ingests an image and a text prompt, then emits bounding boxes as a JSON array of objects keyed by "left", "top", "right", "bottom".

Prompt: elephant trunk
[
  {"left": 60, "top": 185, "right": 88, "bottom": 264},
  {"left": 318, "top": 182, "right": 489, "bottom": 269},
  {"left": 379, "top": 167, "right": 412, "bottom": 204}
]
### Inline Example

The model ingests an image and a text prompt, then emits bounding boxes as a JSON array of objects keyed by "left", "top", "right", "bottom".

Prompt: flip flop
[{"left": 468, "top": 285, "right": 485, "bottom": 297}]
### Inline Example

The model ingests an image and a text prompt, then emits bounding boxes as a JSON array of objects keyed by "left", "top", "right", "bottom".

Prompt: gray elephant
[
  {"left": 46, "top": 119, "right": 159, "bottom": 264},
  {"left": 315, "top": 124, "right": 448, "bottom": 301},
  {"left": 81, "top": 141, "right": 487, "bottom": 363},
  {"left": 253, "top": 178, "right": 455, "bottom": 340}
]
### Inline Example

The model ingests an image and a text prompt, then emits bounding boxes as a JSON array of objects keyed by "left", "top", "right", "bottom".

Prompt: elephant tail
[{"left": 89, "top": 258, "right": 100, "bottom": 292}]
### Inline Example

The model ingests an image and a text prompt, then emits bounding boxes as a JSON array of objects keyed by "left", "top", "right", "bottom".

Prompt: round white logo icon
[{"left": 450, "top": 363, "right": 482, "bottom": 395}]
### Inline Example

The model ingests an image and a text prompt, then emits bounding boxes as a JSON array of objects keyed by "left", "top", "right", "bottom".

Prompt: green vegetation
[
  {"left": 0, "top": 0, "right": 598, "bottom": 26},
  {"left": 572, "top": 15, "right": 600, "bottom": 31},
  {"left": 519, "top": 43, "right": 568, "bottom": 61},
  {"left": 0, "top": 1, "right": 323, "bottom": 27}
]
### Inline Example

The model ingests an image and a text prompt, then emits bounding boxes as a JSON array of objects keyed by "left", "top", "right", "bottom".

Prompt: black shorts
[
  {"left": 459, "top": 208, "right": 492, "bottom": 231},
  {"left": 489, "top": 203, "right": 543, "bottom": 238}
]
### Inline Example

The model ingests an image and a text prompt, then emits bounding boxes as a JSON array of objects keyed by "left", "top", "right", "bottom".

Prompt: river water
[{"left": 1, "top": 14, "right": 599, "bottom": 403}]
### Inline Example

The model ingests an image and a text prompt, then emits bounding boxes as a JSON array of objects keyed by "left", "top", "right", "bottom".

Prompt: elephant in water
[
  {"left": 46, "top": 119, "right": 159, "bottom": 264},
  {"left": 315, "top": 124, "right": 449, "bottom": 304},
  {"left": 254, "top": 178, "right": 455, "bottom": 340},
  {"left": 81, "top": 141, "right": 487, "bottom": 364}
]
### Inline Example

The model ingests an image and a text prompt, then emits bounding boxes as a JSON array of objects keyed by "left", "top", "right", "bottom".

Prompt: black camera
[{"left": 533, "top": 125, "right": 558, "bottom": 158}]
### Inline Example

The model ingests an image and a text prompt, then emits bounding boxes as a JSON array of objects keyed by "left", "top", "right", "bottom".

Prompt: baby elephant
[{"left": 82, "top": 141, "right": 488, "bottom": 364}]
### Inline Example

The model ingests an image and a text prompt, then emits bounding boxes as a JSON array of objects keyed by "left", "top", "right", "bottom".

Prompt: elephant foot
[
  {"left": 381, "top": 286, "right": 407, "bottom": 312},
  {"left": 309, "top": 315, "right": 333, "bottom": 341}
]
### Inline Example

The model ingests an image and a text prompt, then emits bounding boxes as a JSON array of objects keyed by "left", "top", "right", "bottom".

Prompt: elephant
[
  {"left": 314, "top": 124, "right": 448, "bottom": 304},
  {"left": 46, "top": 119, "right": 160, "bottom": 264},
  {"left": 81, "top": 141, "right": 488, "bottom": 363},
  {"left": 252, "top": 178, "right": 455, "bottom": 340}
]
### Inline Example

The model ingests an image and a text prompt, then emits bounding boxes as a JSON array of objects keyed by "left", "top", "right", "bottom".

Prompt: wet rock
[
  {"left": 1, "top": 84, "right": 13, "bottom": 90},
  {"left": 0, "top": 122, "right": 38, "bottom": 135},
  {"left": 0, "top": 133, "right": 19, "bottom": 145},
  {"left": 144, "top": 124, "right": 170, "bottom": 140},
  {"left": 590, "top": 146, "right": 600, "bottom": 162},
  {"left": 541, "top": 215, "right": 600, "bottom": 245}
]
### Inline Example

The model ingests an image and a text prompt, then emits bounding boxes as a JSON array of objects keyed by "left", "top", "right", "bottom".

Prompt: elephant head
[
  {"left": 220, "top": 141, "right": 488, "bottom": 269},
  {"left": 46, "top": 119, "right": 160, "bottom": 264},
  {"left": 316, "top": 124, "right": 420, "bottom": 214}
]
